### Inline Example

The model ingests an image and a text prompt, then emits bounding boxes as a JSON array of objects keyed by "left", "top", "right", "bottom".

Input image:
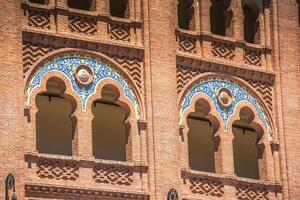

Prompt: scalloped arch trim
[
  {"left": 179, "top": 78, "right": 271, "bottom": 136},
  {"left": 25, "top": 55, "right": 140, "bottom": 117}
]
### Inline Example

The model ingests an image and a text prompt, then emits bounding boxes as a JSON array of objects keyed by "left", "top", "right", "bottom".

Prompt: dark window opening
[
  {"left": 243, "top": 3, "right": 260, "bottom": 43},
  {"left": 210, "top": 0, "right": 233, "bottom": 36},
  {"left": 178, "top": 0, "right": 195, "bottom": 30},
  {"left": 92, "top": 85, "right": 129, "bottom": 161},
  {"left": 29, "top": 0, "right": 47, "bottom": 4},
  {"left": 233, "top": 120, "right": 259, "bottom": 179},
  {"left": 67, "top": 0, "right": 95, "bottom": 11},
  {"left": 36, "top": 78, "right": 76, "bottom": 156},
  {"left": 187, "top": 112, "right": 215, "bottom": 172},
  {"left": 109, "top": 0, "right": 129, "bottom": 18}
]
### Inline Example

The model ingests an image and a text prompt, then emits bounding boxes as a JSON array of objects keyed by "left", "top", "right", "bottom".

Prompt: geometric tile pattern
[
  {"left": 25, "top": 56, "right": 140, "bottom": 117},
  {"left": 68, "top": 15, "right": 97, "bottom": 35},
  {"left": 178, "top": 35, "right": 196, "bottom": 54},
  {"left": 244, "top": 48, "right": 262, "bottom": 66},
  {"left": 236, "top": 183, "right": 269, "bottom": 200},
  {"left": 211, "top": 40, "right": 235, "bottom": 60},
  {"left": 109, "top": 22, "right": 131, "bottom": 42},
  {"left": 23, "top": 42, "right": 55, "bottom": 73},
  {"left": 37, "top": 159, "right": 79, "bottom": 180},
  {"left": 28, "top": 10, "right": 50, "bottom": 30},
  {"left": 93, "top": 164, "right": 133, "bottom": 185},
  {"left": 179, "top": 79, "right": 271, "bottom": 136},
  {"left": 190, "top": 177, "right": 224, "bottom": 197}
]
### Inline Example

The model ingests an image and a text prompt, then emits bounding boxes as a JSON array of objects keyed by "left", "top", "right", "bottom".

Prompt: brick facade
[{"left": 0, "top": 0, "right": 299, "bottom": 199}]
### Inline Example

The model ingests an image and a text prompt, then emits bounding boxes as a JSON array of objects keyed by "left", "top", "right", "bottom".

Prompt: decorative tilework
[
  {"left": 179, "top": 79, "right": 271, "bottom": 136},
  {"left": 26, "top": 56, "right": 140, "bottom": 117}
]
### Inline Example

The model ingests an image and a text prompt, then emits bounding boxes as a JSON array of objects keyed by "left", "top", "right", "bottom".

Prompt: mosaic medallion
[
  {"left": 217, "top": 87, "right": 233, "bottom": 109},
  {"left": 74, "top": 65, "right": 94, "bottom": 85}
]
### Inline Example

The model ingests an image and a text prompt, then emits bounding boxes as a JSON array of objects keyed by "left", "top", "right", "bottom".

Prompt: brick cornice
[
  {"left": 176, "top": 53, "right": 275, "bottom": 84},
  {"left": 25, "top": 183, "right": 150, "bottom": 200}
]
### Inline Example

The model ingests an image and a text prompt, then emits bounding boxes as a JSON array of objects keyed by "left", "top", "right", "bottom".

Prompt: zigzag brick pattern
[
  {"left": 247, "top": 79, "right": 273, "bottom": 113},
  {"left": 37, "top": 159, "right": 79, "bottom": 180},
  {"left": 93, "top": 164, "right": 133, "bottom": 185},
  {"left": 23, "top": 42, "right": 55, "bottom": 73},
  {"left": 211, "top": 40, "right": 235, "bottom": 60},
  {"left": 176, "top": 65, "right": 202, "bottom": 93},
  {"left": 236, "top": 183, "right": 269, "bottom": 200},
  {"left": 190, "top": 177, "right": 224, "bottom": 197},
  {"left": 68, "top": 15, "right": 97, "bottom": 35},
  {"left": 112, "top": 55, "right": 143, "bottom": 90},
  {"left": 28, "top": 10, "right": 50, "bottom": 29}
]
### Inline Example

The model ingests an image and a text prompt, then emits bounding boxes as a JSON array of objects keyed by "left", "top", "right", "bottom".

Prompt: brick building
[{"left": 0, "top": 0, "right": 299, "bottom": 199}]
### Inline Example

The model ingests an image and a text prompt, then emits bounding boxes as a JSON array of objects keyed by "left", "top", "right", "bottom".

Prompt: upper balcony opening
[
  {"left": 210, "top": 0, "right": 233, "bottom": 37},
  {"left": 243, "top": 0, "right": 260, "bottom": 44},
  {"left": 109, "top": 0, "right": 129, "bottom": 18},
  {"left": 178, "top": 0, "right": 195, "bottom": 31},
  {"left": 29, "top": 0, "right": 48, "bottom": 4},
  {"left": 67, "top": 0, "right": 96, "bottom": 11}
]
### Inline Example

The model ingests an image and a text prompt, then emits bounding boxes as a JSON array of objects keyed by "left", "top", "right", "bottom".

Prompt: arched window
[
  {"left": 92, "top": 85, "right": 129, "bottom": 161},
  {"left": 67, "top": 0, "right": 95, "bottom": 11},
  {"left": 109, "top": 0, "right": 129, "bottom": 18},
  {"left": 178, "top": 0, "right": 195, "bottom": 30},
  {"left": 243, "top": 0, "right": 260, "bottom": 43},
  {"left": 29, "top": 0, "right": 47, "bottom": 4},
  {"left": 232, "top": 107, "right": 265, "bottom": 179},
  {"left": 210, "top": 0, "right": 233, "bottom": 36},
  {"left": 36, "top": 78, "right": 76, "bottom": 156},
  {"left": 187, "top": 100, "right": 219, "bottom": 172}
]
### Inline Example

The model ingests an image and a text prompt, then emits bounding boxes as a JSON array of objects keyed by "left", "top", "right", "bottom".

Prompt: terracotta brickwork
[{"left": 0, "top": 0, "right": 299, "bottom": 199}]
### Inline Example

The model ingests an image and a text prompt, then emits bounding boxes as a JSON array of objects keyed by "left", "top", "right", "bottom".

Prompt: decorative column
[
  {"left": 97, "top": 0, "right": 109, "bottom": 39},
  {"left": 200, "top": 0, "right": 211, "bottom": 58},
  {"left": 233, "top": 1, "right": 244, "bottom": 63}
]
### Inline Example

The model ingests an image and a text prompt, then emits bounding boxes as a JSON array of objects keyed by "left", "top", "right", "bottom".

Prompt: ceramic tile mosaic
[
  {"left": 26, "top": 55, "right": 140, "bottom": 117},
  {"left": 180, "top": 79, "right": 271, "bottom": 136}
]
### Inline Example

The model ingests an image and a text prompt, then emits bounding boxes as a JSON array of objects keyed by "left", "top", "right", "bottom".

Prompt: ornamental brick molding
[
  {"left": 68, "top": 15, "right": 97, "bottom": 35},
  {"left": 177, "top": 35, "right": 197, "bottom": 54},
  {"left": 109, "top": 22, "right": 131, "bottom": 42},
  {"left": 190, "top": 177, "right": 224, "bottom": 197},
  {"left": 211, "top": 40, "right": 235, "bottom": 60},
  {"left": 244, "top": 48, "right": 262, "bottom": 66},
  {"left": 93, "top": 164, "right": 133, "bottom": 185},
  {"left": 236, "top": 183, "right": 269, "bottom": 200},
  {"left": 27, "top": 9, "right": 50, "bottom": 30},
  {"left": 37, "top": 159, "right": 79, "bottom": 181}
]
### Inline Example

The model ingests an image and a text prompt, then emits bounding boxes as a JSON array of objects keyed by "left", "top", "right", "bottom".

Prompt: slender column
[
  {"left": 200, "top": 0, "right": 211, "bottom": 58},
  {"left": 76, "top": 111, "right": 93, "bottom": 158},
  {"left": 233, "top": 1, "right": 244, "bottom": 63}
]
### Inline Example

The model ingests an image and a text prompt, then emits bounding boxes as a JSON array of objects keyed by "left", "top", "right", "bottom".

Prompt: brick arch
[
  {"left": 178, "top": 73, "right": 273, "bottom": 139},
  {"left": 24, "top": 49, "right": 144, "bottom": 119}
]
